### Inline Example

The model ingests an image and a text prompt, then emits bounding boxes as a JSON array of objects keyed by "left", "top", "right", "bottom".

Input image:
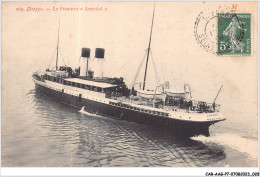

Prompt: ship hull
[{"left": 34, "top": 82, "right": 217, "bottom": 137}]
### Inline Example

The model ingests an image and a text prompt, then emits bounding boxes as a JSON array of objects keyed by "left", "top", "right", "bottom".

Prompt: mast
[
  {"left": 143, "top": 4, "right": 155, "bottom": 90},
  {"left": 56, "top": 21, "right": 60, "bottom": 70},
  {"left": 213, "top": 85, "right": 223, "bottom": 104}
]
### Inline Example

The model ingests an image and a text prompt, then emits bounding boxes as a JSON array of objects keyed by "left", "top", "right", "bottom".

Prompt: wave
[
  {"left": 191, "top": 133, "right": 258, "bottom": 160},
  {"left": 79, "top": 106, "right": 101, "bottom": 117}
]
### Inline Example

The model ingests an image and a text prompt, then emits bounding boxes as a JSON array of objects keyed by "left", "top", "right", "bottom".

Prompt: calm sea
[{"left": 1, "top": 73, "right": 258, "bottom": 167}]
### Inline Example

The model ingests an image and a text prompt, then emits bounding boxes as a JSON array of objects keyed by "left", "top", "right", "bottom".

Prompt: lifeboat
[
  {"left": 165, "top": 89, "right": 189, "bottom": 99},
  {"left": 137, "top": 89, "right": 166, "bottom": 100}
]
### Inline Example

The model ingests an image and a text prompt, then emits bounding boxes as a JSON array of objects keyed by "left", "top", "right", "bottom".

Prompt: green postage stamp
[{"left": 217, "top": 13, "right": 251, "bottom": 56}]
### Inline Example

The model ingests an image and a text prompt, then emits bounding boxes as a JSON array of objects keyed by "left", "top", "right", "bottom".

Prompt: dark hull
[{"left": 35, "top": 83, "right": 216, "bottom": 137}]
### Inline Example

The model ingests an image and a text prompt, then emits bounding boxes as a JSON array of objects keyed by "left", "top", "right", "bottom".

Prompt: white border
[{"left": 1, "top": 167, "right": 260, "bottom": 176}]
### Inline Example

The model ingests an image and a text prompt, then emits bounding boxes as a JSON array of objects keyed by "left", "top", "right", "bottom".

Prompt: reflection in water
[{"left": 2, "top": 88, "right": 257, "bottom": 167}]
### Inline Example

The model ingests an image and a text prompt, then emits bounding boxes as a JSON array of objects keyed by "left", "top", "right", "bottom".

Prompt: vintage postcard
[{"left": 1, "top": 0, "right": 258, "bottom": 175}]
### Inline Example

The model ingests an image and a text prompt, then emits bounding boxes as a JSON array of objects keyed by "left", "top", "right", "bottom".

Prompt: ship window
[
  {"left": 91, "top": 86, "right": 95, "bottom": 91},
  {"left": 64, "top": 81, "right": 67, "bottom": 85},
  {"left": 97, "top": 87, "right": 102, "bottom": 92},
  {"left": 54, "top": 78, "right": 56, "bottom": 82},
  {"left": 86, "top": 85, "right": 91, "bottom": 90},
  {"left": 76, "top": 83, "right": 80, "bottom": 88},
  {"left": 81, "top": 84, "right": 85, "bottom": 88},
  {"left": 57, "top": 78, "right": 59, "bottom": 83},
  {"left": 72, "top": 82, "right": 76, "bottom": 87}
]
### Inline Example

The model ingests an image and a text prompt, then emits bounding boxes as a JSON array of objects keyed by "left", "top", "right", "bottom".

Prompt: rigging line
[
  {"left": 58, "top": 47, "right": 66, "bottom": 66},
  {"left": 163, "top": 56, "right": 169, "bottom": 81},
  {"left": 130, "top": 51, "right": 147, "bottom": 88},
  {"left": 48, "top": 48, "right": 57, "bottom": 69},
  {"left": 56, "top": 20, "right": 60, "bottom": 70},
  {"left": 107, "top": 58, "right": 136, "bottom": 77},
  {"left": 165, "top": 57, "right": 177, "bottom": 91},
  {"left": 161, "top": 54, "right": 173, "bottom": 88},
  {"left": 76, "top": 56, "right": 81, "bottom": 67},
  {"left": 76, "top": 4, "right": 81, "bottom": 62},
  {"left": 159, "top": 50, "right": 166, "bottom": 83},
  {"left": 150, "top": 50, "right": 161, "bottom": 86},
  {"left": 156, "top": 50, "right": 173, "bottom": 89},
  {"left": 107, "top": 51, "right": 144, "bottom": 77}
]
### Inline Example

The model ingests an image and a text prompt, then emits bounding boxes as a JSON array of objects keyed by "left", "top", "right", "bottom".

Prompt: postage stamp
[{"left": 217, "top": 13, "right": 251, "bottom": 55}]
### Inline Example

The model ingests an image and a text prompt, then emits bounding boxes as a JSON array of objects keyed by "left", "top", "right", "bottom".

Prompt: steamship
[{"left": 32, "top": 10, "right": 226, "bottom": 137}]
